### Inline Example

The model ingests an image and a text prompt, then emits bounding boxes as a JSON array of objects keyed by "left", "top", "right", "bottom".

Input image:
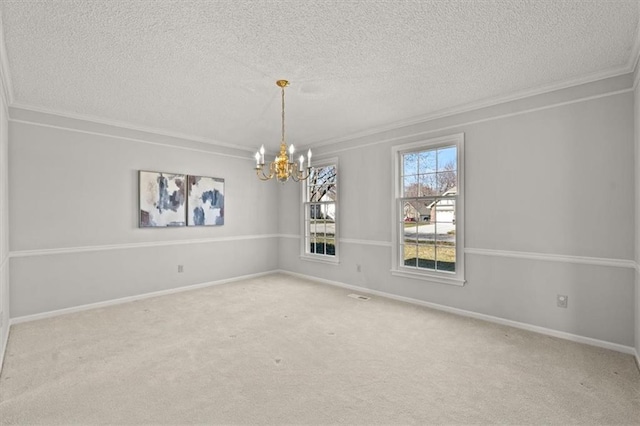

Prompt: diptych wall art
[
  {"left": 187, "top": 175, "right": 225, "bottom": 226},
  {"left": 138, "top": 171, "right": 224, "bottom": 228}
]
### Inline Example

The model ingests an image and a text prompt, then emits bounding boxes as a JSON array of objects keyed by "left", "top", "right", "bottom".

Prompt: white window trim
[
  {"left": 300, "top": 157, "right": 340, "bottom": 263},
  {"left": 390, "top": 133, "right": 465, "bottom": 286}
]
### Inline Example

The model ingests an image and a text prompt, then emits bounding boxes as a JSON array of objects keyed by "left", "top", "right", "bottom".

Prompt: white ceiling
[{"left": 0, "top": 0, "right": 638, "bottom": 152}]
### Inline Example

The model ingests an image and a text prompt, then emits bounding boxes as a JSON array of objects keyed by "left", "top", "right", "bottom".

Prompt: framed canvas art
[
  {"left": 187, "top": 175, "right": 224, "bottom": 226},
  {"left": 139, "top": 171, "right": 187, "bottom": 227}
]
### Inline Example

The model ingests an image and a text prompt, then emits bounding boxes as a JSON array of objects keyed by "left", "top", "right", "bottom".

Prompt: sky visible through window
[
  {"left": 402, "top": 145, "right": 457, "bottom": 198},
  {"left": 402, "top": 146, "right": 456, "bottom": 176}
]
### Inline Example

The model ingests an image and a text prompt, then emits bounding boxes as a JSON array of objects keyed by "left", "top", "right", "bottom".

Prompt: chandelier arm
[
  {"left": 298, "top": 167, "right": 312, "bottom": 181},
  {"left": 255, "top": 164, "right": 274, "bottom": 181},
  {"left": 255, "top": 169, "right": 271, "bottom": 181},
  {"left": 291, "top": 164, "right": 311, "bottom": 182}
]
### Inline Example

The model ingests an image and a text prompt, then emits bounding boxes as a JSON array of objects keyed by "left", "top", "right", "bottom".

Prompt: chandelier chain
[{"left": 281, "top": 85, "right": 285, "bottom": 142}]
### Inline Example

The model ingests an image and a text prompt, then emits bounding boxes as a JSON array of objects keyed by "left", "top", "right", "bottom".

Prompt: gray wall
[
  {"left": 8, "top": 114, "right": 279, "bottom": 317},
  {"left": 280, "top": 75, "right": 636, "bottom": 347},
  {"left": 0, "top": 81, "right": 8, "bottom": 360}
]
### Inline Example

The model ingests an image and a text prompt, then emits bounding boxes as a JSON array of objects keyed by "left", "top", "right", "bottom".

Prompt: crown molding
[
  {"left": 9, "top": 102, "right": 255, "bottom": 154},
  {"left": 9, "top": 117, "right": 254, "bottom": 161},
  {"left": 305, "top": 67, "right": 633, "bottom": 151}
]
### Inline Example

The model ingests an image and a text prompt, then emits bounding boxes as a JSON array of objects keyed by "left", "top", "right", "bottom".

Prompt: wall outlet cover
[{"left": 557, "top": 294, "right": 568, "bottom": 308}]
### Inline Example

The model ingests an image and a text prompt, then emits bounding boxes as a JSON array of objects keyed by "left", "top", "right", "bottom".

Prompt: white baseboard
[
  {"left": 278, "top": 270, "right": 637, "bottom": 356},
  {"left": 10, "top": 270, "right": 278, "bottom": 325}
]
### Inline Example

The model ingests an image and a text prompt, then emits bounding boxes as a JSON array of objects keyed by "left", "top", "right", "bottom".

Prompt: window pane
[
  {"left": 325, "top": 215, "right": 335, "bottom": 238},
  {"left": 418, "top": 150, "right": 436, "bottom": 174},
  {"left": 309, "top": 235, "right": 316, "bottom": 253},
  {"left": 433, "top": 198, "right": 456, "bottom": 225},
  {"left": 435, "top": 221, "right": 455, "bottom": 242},
  {"left": 419, "top": 173, "right": 437, "bottom": 196},
  {"left": 309, "top": 185, "right": 336, "bottom": 203},
  {"left": 309, "top": 165, "right": 336, "bottom": 186},
  {"left": 320, "top": 203, "right": 336, "bottom": 222},
  {"left": 437, "top": 146, "right": 456, "bottom": 172},
  {"left": 324, "top": 238, "right": 336, "bottom": 256},
  {"left": 416, "top": 242, "right": 436, "bottom": 270},
  {"left": 308, "top": 203, "right": 315, "bottom": 219},
  {"left": 438, "top": 170, "right": 457, "bottom": 195},
  {"left": 319, "top": 165, "right": 337, "bottom": 185},
  {"left": 307, "top": 166, "right": 336, "bottom": 203},
  {"left": 435, "top": 242, "right": 456, "bottom": 272},
  {"left": 403, "top": 153, "right": 418, "bottom": 176},
  {"left": 403, "top": 176, "right": 418, "bottom": 197},
  {"left": 403, "top": 245, "right": 417, "bottom": 267},
  {"left": 403, "top": 220, "right": 418, "bottom": 243},
  {"left": 308, "top": 186, "right": 322, "bottom": 202},
  {"left": 402, "top": 201, "right": 420, "bottom": 223}
]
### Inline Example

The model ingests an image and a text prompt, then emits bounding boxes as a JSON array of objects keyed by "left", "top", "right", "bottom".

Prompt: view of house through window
[
  {"left": 400, "top": 145, "right": 457, "bottom": 272},
  {"left": 304, "top": 164, "right": 337, "bottom": 257}
]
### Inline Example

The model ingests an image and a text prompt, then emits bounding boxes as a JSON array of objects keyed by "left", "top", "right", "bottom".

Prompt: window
[
  {"left": 302, "top": 161, "right": 338, "bottom": 262},
  {"left": 392, "top": 134, "right": 464, "bottom": 285}
]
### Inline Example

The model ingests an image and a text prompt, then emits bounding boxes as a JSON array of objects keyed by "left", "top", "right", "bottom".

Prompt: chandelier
[{"left": 254, "top": 80, "right": 311, "bottom": 182}]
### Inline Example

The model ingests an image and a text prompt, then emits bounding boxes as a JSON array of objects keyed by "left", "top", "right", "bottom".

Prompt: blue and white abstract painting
[
  {"left": 187, "top": 175, "right": 224, "bottom": 226},
  {"left": 139, "top": 171, "right": 187, "bottom": 227}
]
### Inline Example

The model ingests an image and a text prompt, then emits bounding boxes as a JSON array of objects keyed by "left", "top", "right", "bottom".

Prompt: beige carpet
[{"left": 0, "top": 273, "right": 638, "bottom": 425}]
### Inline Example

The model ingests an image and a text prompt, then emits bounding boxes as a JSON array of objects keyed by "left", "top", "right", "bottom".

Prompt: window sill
[
  {"left": 300, "top": 255, "right": 340, "bottom": 265},
  {"left": 390, "top": 268, "right": 465, "bottom": 286}
]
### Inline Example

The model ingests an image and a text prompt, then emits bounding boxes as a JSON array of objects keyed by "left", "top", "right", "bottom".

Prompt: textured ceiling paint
[{"left": 0, "top": 0, "right": 638, "bottom": 151}]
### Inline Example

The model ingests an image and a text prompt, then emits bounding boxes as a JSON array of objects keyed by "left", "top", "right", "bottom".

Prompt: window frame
[
  {"left": 391, "top": 133, "right": 465, "bottom": 286},
  {"left": 300, "top": 157, "right": 339, "bottom": 264}
]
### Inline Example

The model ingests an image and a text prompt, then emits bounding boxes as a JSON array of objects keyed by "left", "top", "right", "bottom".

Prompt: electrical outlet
[
  {"left": 356, "top": 264, "right": 361, "bottom": 272},
  {"left": 178, "top": 265, "right": 184, "bottom": 273},
  {"left": 557, "top": 294, "right": 568, "bottom": 308}
]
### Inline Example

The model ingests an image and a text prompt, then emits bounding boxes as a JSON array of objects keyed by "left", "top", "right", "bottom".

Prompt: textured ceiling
[{"left": 0, "top": 0, "right": 638, "bottom": 152}]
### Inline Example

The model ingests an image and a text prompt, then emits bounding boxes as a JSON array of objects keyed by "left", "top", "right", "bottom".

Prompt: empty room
[{"left": 0, "top": 0, "right": 639, "bottom": 424}]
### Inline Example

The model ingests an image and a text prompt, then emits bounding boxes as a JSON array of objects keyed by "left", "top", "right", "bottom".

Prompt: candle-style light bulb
[
  {"left": 254, "top": 152, "right": 260, "bottom": 167},
  {"left": 307, "top": 149, "right": 312, "bottom": 168},
  {"left": 259, "top": 145, "right": 265, "bottom": 164},
  {"left": 289, "top": 144, "right": 295, "bottom": 155},
  {"left": 299, "top": 155, "right": 304, "bottom": 168}
]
